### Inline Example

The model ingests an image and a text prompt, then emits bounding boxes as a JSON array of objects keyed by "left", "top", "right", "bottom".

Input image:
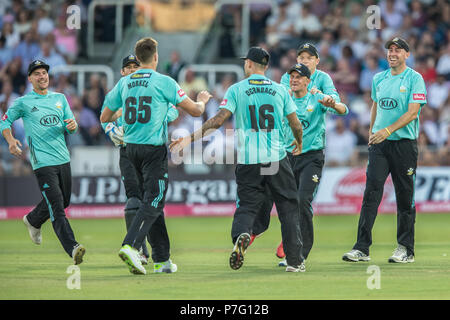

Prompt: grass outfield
[{"left": 0, "top": 213, "right": 449, "bottom": 300}]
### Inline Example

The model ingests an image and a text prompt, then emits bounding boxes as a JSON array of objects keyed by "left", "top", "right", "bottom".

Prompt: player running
[
  {"left": 0, "top": 60, "right": 86, "bottom": 265},
  {"left": 170, "top": 47, "right": 306, "bottom": 272},
  {"left": 100, "top": 37, "right": 211, "bottom": 275},
  {"left": 101, "top": 54, "right": 179, "bottom": 270}
]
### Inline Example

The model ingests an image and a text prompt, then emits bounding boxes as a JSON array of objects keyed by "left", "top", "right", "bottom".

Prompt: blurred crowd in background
[{"left": 0, "top": 0, "right": 449, "bottom": 176}]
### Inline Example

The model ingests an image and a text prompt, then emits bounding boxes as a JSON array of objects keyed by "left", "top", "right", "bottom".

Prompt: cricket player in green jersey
[
  {"left": 100, "top": 37, "right": 211, "bottom": 275},
  {"left": 170, "top": 47, "right": 306, "bottom": 272},
  {"left": 249, "top": 64, "right": 349, "bottom": 267},
  {"left": 251, "top": 42, "right": 341, "bottom": 260},
  {"left": 0, "top": 60, "right": 86, "bottom": 265},
  {"left": 280, "top": 43, "right": 340, "bottom": 103},
  {"left": 343, "top": 37, "right": 427, "bottom": 264},
  {"left": 101, "top": 54, "right": 180, "bottom": 270}
]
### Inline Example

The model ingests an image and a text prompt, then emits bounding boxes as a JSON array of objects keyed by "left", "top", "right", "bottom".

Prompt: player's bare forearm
[
  {"left": 332, "top": 102, "right": 347, "bottom": 115},
  {"left": 190, "top": 109, "right": 232, "bottom": 142},
  {"left": 2, "top": 128, "right": 14, "bottom": 144},
  {"left": 111, "top": 109, "right": 123, "bottom": 122},
  {"left": 287, "top": 113, "right": 303, "bottom": 145},
  {"left": 385, "top": 103, "right": 421, "bottom": 134},
  {"left": 100, "top": 107, "right": 115, "bottom": 123}
]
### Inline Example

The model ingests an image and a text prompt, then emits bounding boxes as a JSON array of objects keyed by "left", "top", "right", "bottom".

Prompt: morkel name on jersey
[{"left": 128, "top": 80, "right": 149, "bottom": 89}]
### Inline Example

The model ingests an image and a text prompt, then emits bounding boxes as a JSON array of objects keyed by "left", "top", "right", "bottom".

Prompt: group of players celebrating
[{"left": 1, "top": 35, "right": 426, "bottom": 274}]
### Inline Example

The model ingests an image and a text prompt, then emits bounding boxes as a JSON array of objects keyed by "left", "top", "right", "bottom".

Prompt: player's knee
[{"left": 125, "top": 197, "right": 141, "bottom": 211}]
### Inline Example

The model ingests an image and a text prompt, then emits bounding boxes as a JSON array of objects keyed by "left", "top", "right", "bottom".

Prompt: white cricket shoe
[
  {"left": 388, "top": 245, "right": 414, "bottom": 263},
  {"left": 119, "top": 245, "right": 146, "bottom": 275},
  {"left": 342, "top": 249, "right": 371, "bottom": 262},
  {"left": 286, "top": 262, "right": 306, "bottom": 272},
  {"left": 72, "top": 244, "right": 86, "bottom": 265},
  {"left": 278, "top": 259, "right": 287, "bottom": 267},
  {"left": 154, "top": 259, "right": 178, "bottom": 273},
  {"left": 23, "top": 215, "right": 41, "bottom": 245}
]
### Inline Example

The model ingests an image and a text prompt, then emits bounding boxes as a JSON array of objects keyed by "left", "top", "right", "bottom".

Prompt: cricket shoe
[
  {"left": 276, "top": 241, "right": 285, "bottom": 259},
  {"left": 229, "top": 233, "right": 251, "bottom": 270},
  {"left": 388, "top": 245, "right": 414, "bottom": 263},
  {"left": 342, "top": 249, "right": 371, "bottom": 262},
  {"left": 23, "top": 214, "right": 41, "bottom": 245},
  {"left": 138, "top": 249, "right": 149, "bottom": 265},
  {"left": 119, "top": 245, "right": 146, "bottom": 275},
  {"left": 278, "top": 259, "right": 287, "bottom": 267},
  {"left": 286, "top": 262, "right": 306, "bottom": 273},
  {"left": 154, "top": 259, "right": 178, "bottom": 273},
  {"left": 72, "top": 244, "right": 86, "bottom": 265}
]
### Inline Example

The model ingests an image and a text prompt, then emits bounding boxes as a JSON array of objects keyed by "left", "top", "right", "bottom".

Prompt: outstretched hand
[{"left": 169, "top": 136, "right": 192, "bottom": 153}]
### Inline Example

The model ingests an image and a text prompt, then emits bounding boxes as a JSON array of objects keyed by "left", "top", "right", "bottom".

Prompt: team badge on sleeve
[
  {"left": 177, "top": 89, "right": 185, "bottom": 97},
  {"left": 1, "top": 114, "right": 7, "bottom": 121},
  {"left": 413, "top": 93, "right": 426, "bottom": 100},
  {"left": 220, "top": 99, "right": 228, "bottom": 106}
]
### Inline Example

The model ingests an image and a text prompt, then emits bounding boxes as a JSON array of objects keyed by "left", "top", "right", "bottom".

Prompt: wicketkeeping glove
[{"left": 105, "top": 123, "right": 124, "bottom": 147}]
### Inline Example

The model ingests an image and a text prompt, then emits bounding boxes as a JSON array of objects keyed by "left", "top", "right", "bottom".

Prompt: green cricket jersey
[
  {"left": 100, "top": 98, "right": 179, "bottom": 130},
  {"left": 219, "top": 74, "right": 297, "bottom": 164},
  {"left": 283, "top": 92, "right": 348, "bottom": 153},
  {"left": 281, "top": 69, "right": 341, "bottom": 102},
  {"left": 0, "top": 90, "right": 76, "bottom": 170},
  {"left": 371, "top": 67, "right": 427, "bottom": 140},
  {"left": 104, "top": 68, "right": 187, "bottom": 145}
]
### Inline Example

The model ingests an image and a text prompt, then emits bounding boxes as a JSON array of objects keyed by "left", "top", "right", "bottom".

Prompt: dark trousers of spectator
[
  {"left": 231, "top": 158, "right": 304, "bottom": 267},
  {"left": 26, "top": 162, "right": 78, "bottom": 257},
  {"left": 251, "top": 151, "right": 324, "bottom": 260},
  {"left": 121, "top": 144, "right": 171, "bottom": 263},
  {"left": 353, "top": 139, "right": 418, "bottom": 257}
]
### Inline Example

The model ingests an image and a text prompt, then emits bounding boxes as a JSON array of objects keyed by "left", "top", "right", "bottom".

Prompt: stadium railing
[
  {"left": 177, "top": 64, "right": 245, "bottom": 90},
  {"left": 51, "top": 64, "right": 115, "bottom": 96}
]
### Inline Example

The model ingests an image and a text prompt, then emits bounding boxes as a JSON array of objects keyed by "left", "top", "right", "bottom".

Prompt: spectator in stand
[
  {"left": 164, "top": 50, "right": 185, "bottom": 81},
  {"left": 1, "top": 22, "right": 20, "bottom": 50},
  {"left": 214, "top": 73, "right": 234, "bottom": 101},
  {"left": 52, "top": 16, "right": 78, "bottom": 62},
  {"left": 436, "top": 43, "right": 450, "bottom": 79},
  {"left": 0, "top": 58, "right": 27, "bottom": 94},
  {"left": 332, "top": 58, "right": 359, "bottom": 97},
  {"left": 179, "top": 68, "right": 209, "bottom": 95},
  {"left": 410, "top": 0, "right": 427, "bottom": 29},
  {"left": 70, "top": 94, "right": 102, "bottom": 146},
  {"left": 265, "top": 0, "right": 295, "bottom": 48},
  {"left": 83, "top": 73, "right": 106, "bottom": 118},
  {"left": 325, "top": 117, "right": 357, "bottom": 167},
  {"left": 13, "top": 9, "right": 32, "bottom": 37},
  {"left": 36, "top": 5, "right": 54, "bottom": 37},
  {"left": 36, "top": 38, "right": 67, "bottom": 74},
  {"left": 359, "top": 55, "right": 382, "bottom": 93},
  {"left": 13, "top": 29, "right": 40, "bottom": 75},
  {"left": 427, "top": 74, "right": 449, "bottom": 110},
  {"left": 293, "top": 3, "right": 322, "bottom": 41},
  {"left": 0, "top": 36, "right": 13, "bottom": 67},
  {"left": 381, "top": 0, "right": 404, "bottom": 30}
]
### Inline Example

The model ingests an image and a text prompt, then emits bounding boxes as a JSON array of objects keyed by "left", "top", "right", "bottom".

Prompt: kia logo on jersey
[
  {"left": 379, "top": 98, "right": 398, "bottom": 110},
  {"left": 40, "top": 114, "right": 60, "bottom": 127}
]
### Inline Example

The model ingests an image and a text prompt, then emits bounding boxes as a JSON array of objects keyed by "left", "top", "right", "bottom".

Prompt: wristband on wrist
[{"left": 385, "top": 128, "right": 391, "bottom": 136}]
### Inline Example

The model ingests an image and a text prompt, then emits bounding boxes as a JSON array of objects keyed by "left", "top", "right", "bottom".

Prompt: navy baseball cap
[
  {"left": 297, "top": 43, "right": 319, "bottom": 58},
  {"left": 288, "top": 63, "right": 311, "bottom": 79},
  {"left": 385, "top": 37, "right": 410, "bottom": 52},
  {"left": 122, "top": 54, "right": 140, "bottom": 68},
  {"left": 240, "top": 47, "right": 270, "bottom": 65},
  {"left": 28, "top": 59, "right": 50, "bottom": 76}
]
